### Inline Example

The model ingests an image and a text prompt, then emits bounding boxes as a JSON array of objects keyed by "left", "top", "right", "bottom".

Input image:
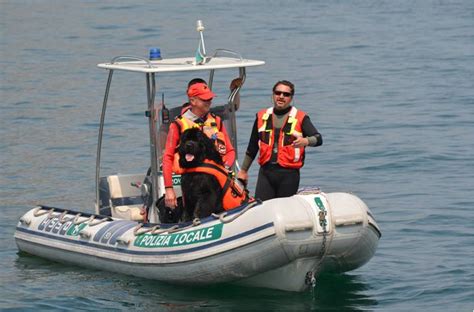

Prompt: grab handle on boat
[
  {"left": 212, "top": 200, "right": 260, "bottom": 223},
  {"left": 19, "top": 217, "right": 31, "bottom": 226},
  {"left": 211, "top": 49, "right": 243, "bottom": 61},
  {"left": 284, "top": 222, "right": 313, "bottom": 232},
  {"left": 334, "top": 216, "right": 364, "bottom": 226},
  {"left": 116, "top": 236, "right": 131, "bottom": 246},
  {"left": 78, "top": 230, "right": 91, "bottom": 239},
  {"left": 110, "top": 56, "right": 153, "bottom": 68}
]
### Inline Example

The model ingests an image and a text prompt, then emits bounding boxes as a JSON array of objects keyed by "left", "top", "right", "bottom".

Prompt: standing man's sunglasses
[{"left": 273, "top": 91, "right": 292, "bottom": 97}]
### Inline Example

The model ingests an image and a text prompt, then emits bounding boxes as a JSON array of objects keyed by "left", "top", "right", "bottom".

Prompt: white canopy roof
[{"left": 97, "top": 56, "right": 265, "bottom": 73}]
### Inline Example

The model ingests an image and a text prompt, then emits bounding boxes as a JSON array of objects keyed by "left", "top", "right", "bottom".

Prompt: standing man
[
  {"left": 237, "top": 80, "right": 322, "bottom": 201},
  {"left": 162, "top": 81, "right": 235, "bottom": 208}
]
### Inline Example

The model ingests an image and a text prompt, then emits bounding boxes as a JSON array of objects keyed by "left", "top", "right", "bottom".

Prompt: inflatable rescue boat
[{"left": 15, "top": 21, "right": 381, "bottom": 292}]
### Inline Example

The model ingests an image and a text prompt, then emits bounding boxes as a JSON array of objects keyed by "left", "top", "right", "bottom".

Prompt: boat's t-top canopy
[{"left": 97, "top": 53, "right": 264, "bottom": 73}]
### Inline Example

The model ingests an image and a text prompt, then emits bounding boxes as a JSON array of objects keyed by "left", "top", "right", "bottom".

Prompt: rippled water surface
[{"left": 1, "top": 1, "right": 473, "bottom": 311}]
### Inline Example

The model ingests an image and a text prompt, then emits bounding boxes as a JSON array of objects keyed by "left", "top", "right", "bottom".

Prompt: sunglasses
[{"left": 273, "top": 90, "right": 292, "bottom": 97}]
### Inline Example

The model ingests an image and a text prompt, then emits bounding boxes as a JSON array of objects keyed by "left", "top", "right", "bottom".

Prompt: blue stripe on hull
[
  {"left": 93, "top": 220, "right": 131, "bottom": 242},
  {"left": 108, "top": 223, "right": 138, "bottom": 245}
]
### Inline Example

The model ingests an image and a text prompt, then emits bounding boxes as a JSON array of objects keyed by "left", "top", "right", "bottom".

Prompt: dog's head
[{"left": 178, "top": 128, "right": 223, "bottom": 168}]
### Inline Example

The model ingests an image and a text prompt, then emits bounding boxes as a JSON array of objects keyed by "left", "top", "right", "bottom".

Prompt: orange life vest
[
  {"left": 257, "top": 106, "right": 307, "bottom": 169},
  {"left": 172, "top": 113, "right": 229, "bottom": 174},
  {"left": 183, "top": 160, "right": 251, "bottom": 210}
]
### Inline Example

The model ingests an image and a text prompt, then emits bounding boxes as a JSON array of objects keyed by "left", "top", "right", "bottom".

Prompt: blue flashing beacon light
[{"left": 149, "top": 48, "right": 162, "bottom": 60}]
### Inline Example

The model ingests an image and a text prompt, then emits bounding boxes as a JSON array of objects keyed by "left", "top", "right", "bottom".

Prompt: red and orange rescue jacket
[{"left": 257, "top": 106, "right": 307, "bottom": 169}]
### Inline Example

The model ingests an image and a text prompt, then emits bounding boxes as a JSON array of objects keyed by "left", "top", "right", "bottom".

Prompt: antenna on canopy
[{"left": 193, "top": 20, "right": 207, "bottom": 65}]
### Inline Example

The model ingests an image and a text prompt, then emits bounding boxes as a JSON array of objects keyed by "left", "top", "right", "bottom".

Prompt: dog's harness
[{"left": 182, "top": 160, "right": 252, "bottom": 211}]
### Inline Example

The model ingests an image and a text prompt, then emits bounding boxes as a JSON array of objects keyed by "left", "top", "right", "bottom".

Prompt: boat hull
[{"left": 15, "top": 191, "right": 380, "bottom": 292}]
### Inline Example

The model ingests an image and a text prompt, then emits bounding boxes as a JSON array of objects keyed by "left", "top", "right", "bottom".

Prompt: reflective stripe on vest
[
  {"left": 176, "top": 114, "right": 220, "bottom": 140},
  {"left": 175, "top": 114, "right": 227, "bottom": 155}
]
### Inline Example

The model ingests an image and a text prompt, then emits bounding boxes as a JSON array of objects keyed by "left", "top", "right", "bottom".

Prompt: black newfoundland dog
[{"left": 177, "top": 128, "right": 225, "bottom": 221}]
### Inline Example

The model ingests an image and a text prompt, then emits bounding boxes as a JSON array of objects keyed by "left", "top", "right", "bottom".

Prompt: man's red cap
[{"left": 187, "top": 83, "right": 215, "bottom": 100}]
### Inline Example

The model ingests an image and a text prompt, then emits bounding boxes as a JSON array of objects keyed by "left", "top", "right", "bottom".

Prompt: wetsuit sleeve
[
  {"left": 302, "top": 115, "right": 322, "bottom": 147},
  {"left": 162, "top": 122, "right": 180, "bottom": 187},
  {"left": 240, "top": 154, "right": 254, "bottom": 172},
  {"left": 241, "top": 117, "right": 259, "bottom": 171},
  {"left": 219, "top": 123, "right": 236, "bottom": 168}
]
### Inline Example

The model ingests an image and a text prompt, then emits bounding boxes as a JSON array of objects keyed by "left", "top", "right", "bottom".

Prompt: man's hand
[
  {"left": 292, "top": 137, "right": 309, "bottom": 148},
  {"left": 237, "top": 170, "right": 249, "bottom": 184},
  {"left": 230, "top": 78, "right": 243, "bottom": 91},
  {"left": 165, "top": 187, "right": 177, "bottom": 208}
]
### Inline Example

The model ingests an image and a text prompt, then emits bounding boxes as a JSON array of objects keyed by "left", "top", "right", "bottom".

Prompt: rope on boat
[
  {"left": 153, "top": 225, "right": 179, "bottom": 235},
  {"left": 133, "top": 223, "right": 146, "bottom": 235},
  {"left": 297, "top": 187, "right": 321, "bottom": 195},
  {"left": 133, "top": 218, "right": 202, "bottom": 236},
  {"left": 133, "top": 223, "right": 163, "bottom": 236},
  {"left": 47, "top": 209, "right": 56, "bottom": 219},
  {"left": 168, "top": 218, "right": 201, "bottom": 233},
  {"left": 150, "top": 225, "right": 172, "bottom": 235},
  {"left": 33, "top": 207, "right": 52, "bottom": 217},
  {"left": 134, "top": 224, "right": 164, "bottom": 236},
  {"left": 32, "top": 207, "right": 71, "bottom": 224},
  {"left": 149, "top": 225, "right": 163, "bottom": 235},
  {"left": 31, "top": 207, "right": 109, "bottom": 227},
  {"left": 212, "top": 200, "right": 259, "bottom": 224},
  {"left": 73, "top": 214, "right": 94, "bottom": 225},
  {"left": 58, "top": 211, "right": 74, "bottom": 223},
  {"left": 88, "top": 217, "right": 111, "bottom": 226}
]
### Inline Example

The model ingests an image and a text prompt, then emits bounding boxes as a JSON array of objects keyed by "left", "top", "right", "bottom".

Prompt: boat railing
[
  {"left": 110, "top": 55, "right": 153, "bottom": 67},
  {"left": 211, "top": 49, "right": 244, "bottom": 61}
]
